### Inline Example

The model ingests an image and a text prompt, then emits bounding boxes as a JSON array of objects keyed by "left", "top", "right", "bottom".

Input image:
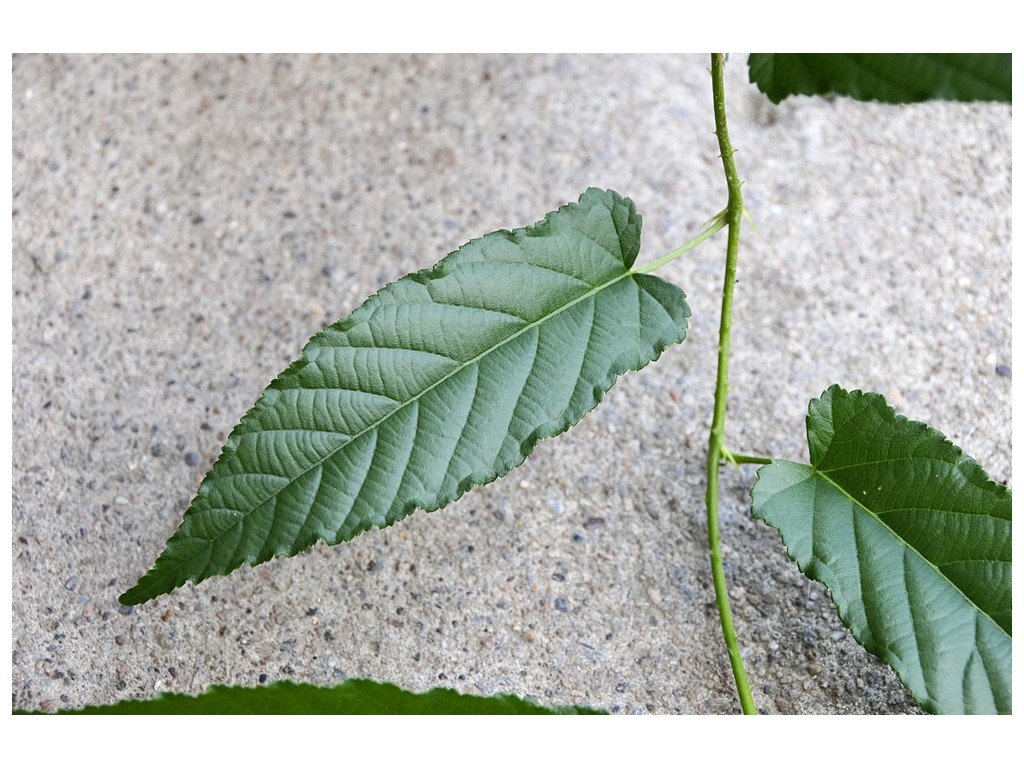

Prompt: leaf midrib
[
  {"left": 810, "top": 463, "right": 1010, "bottom": 640},
  {"left": 195, "top": 264, "right": 640, "bottom": 550}
]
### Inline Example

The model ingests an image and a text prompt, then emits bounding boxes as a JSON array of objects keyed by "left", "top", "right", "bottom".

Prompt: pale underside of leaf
[
  {"left": 121, "top": 188, "right": 689, "bottom": 605},
  {"left": 751, "top": 386, "right": 1011, "bottom": 714}
]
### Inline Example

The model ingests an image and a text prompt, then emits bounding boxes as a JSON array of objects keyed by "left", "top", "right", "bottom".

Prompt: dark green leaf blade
[
  {"left": 748, "top": 53, "right": 1011, "bottom": 104},
  {"left": 15, "top": 679, "right": 605, "bottom": 714},
  {"left": 121, "top": 188, "right": 689, "bottom": 605},
  {"left": 750, "top": 385, "right": 1011, "bottom": 714}
]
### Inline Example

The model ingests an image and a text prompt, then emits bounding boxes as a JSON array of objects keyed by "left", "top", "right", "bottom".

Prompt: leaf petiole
[
  {"left": 721, "top": 451, "right": 772, "bottom": 466},
  {"left": 632, "top": 208, "right": 728, "bottom": 274}
]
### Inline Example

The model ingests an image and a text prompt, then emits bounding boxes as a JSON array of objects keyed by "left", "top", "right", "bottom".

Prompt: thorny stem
[{"left": 706, "top": 52, "right": 758, "bottom": 715}]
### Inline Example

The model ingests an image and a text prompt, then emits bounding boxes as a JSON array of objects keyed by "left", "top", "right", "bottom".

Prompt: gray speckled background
[{"left": 12, "top": 54, "right": 1011, "bottom": 714}]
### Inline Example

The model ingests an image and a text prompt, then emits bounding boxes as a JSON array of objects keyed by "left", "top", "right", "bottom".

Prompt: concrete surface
[{"left": 12, "top": 54, "right": 1011, "bottom": 714}]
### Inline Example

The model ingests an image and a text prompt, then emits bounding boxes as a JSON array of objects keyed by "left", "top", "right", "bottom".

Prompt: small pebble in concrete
[{"left": 184, "top": 451, "right": 200, "bottom": 466}]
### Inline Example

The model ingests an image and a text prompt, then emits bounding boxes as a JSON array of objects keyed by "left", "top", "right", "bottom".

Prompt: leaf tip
[
  {"left": 118, "top": 559, "right": 180, "bottom": 606},
  {"left": 117, "top": 581, "right": 150, "bottom": 606}
]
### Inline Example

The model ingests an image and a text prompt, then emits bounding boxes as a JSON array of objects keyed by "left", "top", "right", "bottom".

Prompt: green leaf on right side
[
  {"left": 748, "top": 53, "right": 1011, "bottom": 104},
  {"left": 121, "top": 188, "right": 690, "bottom": 605},
  {"left": 750, "top": 385, "right": 1011, "bottom": 714},
  {"left": 16, "top": 679, "right": 605, "bottom": 714}
]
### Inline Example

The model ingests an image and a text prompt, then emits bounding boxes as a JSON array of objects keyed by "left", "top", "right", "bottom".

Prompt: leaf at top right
[
  {"left": 750, "top": 385, "right": 1011, "bottom": 714},
  {"left": 747, "top": 53, "right": 1011, "bottom": 104}
]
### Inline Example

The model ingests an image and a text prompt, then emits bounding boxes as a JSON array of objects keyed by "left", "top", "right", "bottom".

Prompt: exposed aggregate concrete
[{"left": 12, "top": 54, "right": 1010, "bottom": 714}]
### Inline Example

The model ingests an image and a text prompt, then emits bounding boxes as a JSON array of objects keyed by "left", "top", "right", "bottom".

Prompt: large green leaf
[
  {"left": 748, "top": 53, "right": 1011, "bottom": 104},
  {"left": 15, "top": 679, "right": 604, "bottom": 714},
  {"left": 121, "top": 188, "right": 689, "bottom": 605},
  {"left": 750, "top": 385, "right": 1011, "bottom": 714}
]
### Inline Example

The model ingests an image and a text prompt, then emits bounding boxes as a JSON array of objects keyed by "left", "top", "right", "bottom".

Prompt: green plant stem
[{"left": 706, "top": 52, "right": 758, "bottom": 715}]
